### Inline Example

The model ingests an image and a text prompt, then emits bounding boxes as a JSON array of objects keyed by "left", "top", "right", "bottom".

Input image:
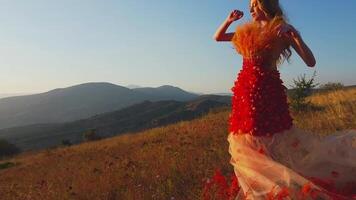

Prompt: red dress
[
  {"left": 226, "top": 17, "right": 356, "bottom": 199},
  {"left": 229, "top": 57, "right": 293, "bottom": 137}
]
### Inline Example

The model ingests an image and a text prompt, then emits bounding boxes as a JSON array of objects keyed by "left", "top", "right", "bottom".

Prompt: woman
[{"left": 214, "top": 0, "right": 356, "bottom": 199}]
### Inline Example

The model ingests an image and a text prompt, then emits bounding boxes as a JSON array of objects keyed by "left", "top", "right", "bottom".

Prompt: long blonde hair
[{"left": 256, "top": 0, "right": 292, "bottom": 63}]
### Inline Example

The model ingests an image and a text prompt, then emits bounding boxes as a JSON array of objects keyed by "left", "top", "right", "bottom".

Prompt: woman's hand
[
  {"left": 214, "top": 10, "right": 243, "bottom": 42},
  {"left": 226, "top": 10, "right": 244, "bottom": 23}
]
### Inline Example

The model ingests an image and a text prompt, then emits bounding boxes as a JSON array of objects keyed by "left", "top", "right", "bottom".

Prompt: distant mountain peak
[
  {"left": 156, "top": 85, "right": 184, "bottom": 91},
  {"left": 47, "top": 82, "right": 125, "bottom": 92},
  {"left": 126, "top": 84, "right": 142, "bottom": 89},
  {"left": 157, "top": 85, "right": 176, "bottom": 88},
  {"left": 68, "top": 82, "right": 122, "bottom": 88}
]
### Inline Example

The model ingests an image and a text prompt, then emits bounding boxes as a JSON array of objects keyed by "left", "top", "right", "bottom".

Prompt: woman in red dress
[{"left": 214, "top": 0, "right": 356, "bottom": 199}]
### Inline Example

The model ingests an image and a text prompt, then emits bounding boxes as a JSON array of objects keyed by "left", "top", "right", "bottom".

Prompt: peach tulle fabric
[{"left": 227, "top": 126, "right": 356, "bottom": 199}]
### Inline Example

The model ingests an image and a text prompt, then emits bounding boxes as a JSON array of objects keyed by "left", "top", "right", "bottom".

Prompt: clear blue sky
[{"left": 0, "top": 0, "right": 355, "bottom": 94}]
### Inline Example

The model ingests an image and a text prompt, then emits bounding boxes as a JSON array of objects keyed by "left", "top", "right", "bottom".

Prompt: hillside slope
[
  {"left": 0, "top": 96, "right": 230, "bottom": 151},
  {"left": 0, "top": 107, "right": 232, "bottom": 200},
  {"left": 0, "top": 88, "right": 355, "bottom": 200}
]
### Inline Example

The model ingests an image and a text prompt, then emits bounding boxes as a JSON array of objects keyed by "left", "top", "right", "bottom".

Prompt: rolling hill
[
  {"left": 0, "top": 82, "right": 199, "bottom": 129},
  {"left": 0, "top": 95, "right": 231, "bottom": 151}
]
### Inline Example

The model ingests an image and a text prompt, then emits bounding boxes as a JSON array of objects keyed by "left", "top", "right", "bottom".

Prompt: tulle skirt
[{"left": 227, "top": 126, "right": 356, "bottom": 199}]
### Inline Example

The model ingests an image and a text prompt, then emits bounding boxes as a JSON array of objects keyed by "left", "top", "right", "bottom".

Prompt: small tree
[
  {"left": 83, "top": 129, "right": 101, "bottom": 142},
  {"left": 0, "top": 139, "right": 20, "bottom": 158},
  {"left": 319, "top": 82, "right": 344, "bottom": 91},
  {"left": 289, "top": 71, "right": 319, "bottom": 111}
]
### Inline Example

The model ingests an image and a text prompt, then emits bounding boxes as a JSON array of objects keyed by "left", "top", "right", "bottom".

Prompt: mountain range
[
  {"left": 0, "top": 95, "right": 231, "bottom": 151},
  {"left": 0, "top": 82, "right": 232, "bottom": 151},
  {"left": 0, "top": 82, "right": 199, "bottom": 129}
]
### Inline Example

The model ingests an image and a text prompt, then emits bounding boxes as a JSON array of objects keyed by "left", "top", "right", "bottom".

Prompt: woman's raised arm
[
  {"left": 278, "top": 24, "right": 316, "bottom": 67},
  {"left": 214, "top": 10, "right": 243, "bottom": 42},
  {"left": 290, "top": 33, "right": 316, "bottom": 67}
]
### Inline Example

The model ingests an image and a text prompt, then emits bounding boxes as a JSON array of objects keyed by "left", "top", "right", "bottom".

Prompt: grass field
[{"left": 0, "top": 88, "right": 355, "bottom": 200}]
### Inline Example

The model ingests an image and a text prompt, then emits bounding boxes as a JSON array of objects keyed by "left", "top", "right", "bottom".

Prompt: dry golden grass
[
  {"left": 0, "top": 88, "right": 355, "bottom": 200},
  {"left": 291, "top": 88, "right": 356, "bottom": 134}
]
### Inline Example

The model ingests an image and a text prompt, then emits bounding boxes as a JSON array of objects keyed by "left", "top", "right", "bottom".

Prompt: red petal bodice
[{"left": 228, "top": 57, "right": 293, "bottom": 136}]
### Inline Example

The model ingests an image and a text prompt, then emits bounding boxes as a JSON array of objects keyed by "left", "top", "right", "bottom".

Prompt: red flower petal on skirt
[
  {"left": 276, "top": 187, "right": 290, "bottom": 200},
  {"left": 258, "top": 147, "right": 265, "bottom": 155},
  {"left": 331, "top": 170, "right": 339, "bottom": 178},
  {"left": 291, "top": 139, "right": 300, "bottom": 148}
]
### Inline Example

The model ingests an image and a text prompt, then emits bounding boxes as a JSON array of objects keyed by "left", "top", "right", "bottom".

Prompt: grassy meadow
[{"left": 0, "top": 88, "right": 355, "bottom": 200}]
